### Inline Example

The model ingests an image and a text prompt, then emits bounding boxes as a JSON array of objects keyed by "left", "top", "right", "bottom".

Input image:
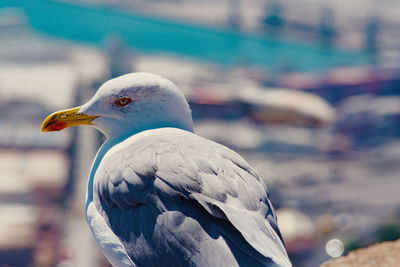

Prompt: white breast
[{"left": 86, "top": 201, "right": 136, "bottom": 267}]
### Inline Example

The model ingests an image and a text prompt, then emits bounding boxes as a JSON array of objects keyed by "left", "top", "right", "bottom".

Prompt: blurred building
[{"left": 0, "top": 8, "right": 110, "bottom": 265}]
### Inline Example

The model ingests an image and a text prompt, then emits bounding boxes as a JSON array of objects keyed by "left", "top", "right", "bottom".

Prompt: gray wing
[{"left": 93, "top": 129, "right": 291, "bottom": 267}]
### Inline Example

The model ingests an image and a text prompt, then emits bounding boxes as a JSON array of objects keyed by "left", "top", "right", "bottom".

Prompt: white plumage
[{"left": 42, "top": 73, "right": 292, "bottom": 267}]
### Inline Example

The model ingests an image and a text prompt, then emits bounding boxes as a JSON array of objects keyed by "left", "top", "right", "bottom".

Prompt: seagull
[{"left": 41, "top": 73, "right": 292, "bottom": 267}]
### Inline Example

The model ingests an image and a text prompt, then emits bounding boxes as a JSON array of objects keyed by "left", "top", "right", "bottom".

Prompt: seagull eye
[{"left": 116, "top": 97, "right": 132, "bottom": 107}]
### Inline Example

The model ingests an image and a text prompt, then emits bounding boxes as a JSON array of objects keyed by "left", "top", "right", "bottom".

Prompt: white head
[{"left": 41, "top": 73, "right": 194, "bottom": 140}]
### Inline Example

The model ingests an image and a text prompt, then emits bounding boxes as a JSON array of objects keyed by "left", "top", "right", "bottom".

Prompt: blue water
[{"left": 1, "top": 0, "right": 371, "bottom": 72}]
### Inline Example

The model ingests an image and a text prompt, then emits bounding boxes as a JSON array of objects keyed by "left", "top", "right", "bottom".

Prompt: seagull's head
[{"left": 41, "top": 72, "right": 194, "bottom": 140}]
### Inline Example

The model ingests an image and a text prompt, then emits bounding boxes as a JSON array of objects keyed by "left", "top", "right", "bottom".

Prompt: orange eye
[{"left": 116, "top": 97, "right": 132, "bottom": 106}]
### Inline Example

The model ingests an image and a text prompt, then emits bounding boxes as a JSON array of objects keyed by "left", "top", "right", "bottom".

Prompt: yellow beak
[{"left": 41, "top": 106, "right": 99, "bottom": 132}]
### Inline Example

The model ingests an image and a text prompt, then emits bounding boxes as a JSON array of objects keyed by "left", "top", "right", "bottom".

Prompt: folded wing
[{"left": 93, "top": 129, "right": 291, "bottom": 267}]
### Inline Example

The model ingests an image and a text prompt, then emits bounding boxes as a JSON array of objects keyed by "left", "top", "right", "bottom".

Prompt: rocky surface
[{"left": 321, "top": 239, "right": 400, "bottom": 267}]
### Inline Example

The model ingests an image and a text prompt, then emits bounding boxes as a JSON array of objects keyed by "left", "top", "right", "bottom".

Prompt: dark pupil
[{"left": 119, "top": 98, "right": 128, "bottom": 105}]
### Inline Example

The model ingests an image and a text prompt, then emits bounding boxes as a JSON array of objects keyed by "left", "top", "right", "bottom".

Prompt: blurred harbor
[{"left": 0, "top": 1, "right": 399, "bottom": 266}]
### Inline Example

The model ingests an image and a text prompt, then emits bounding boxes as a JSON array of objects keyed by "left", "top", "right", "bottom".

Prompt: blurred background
[{"left": 0, "top": 0, "right": 399, "bottom": 266}]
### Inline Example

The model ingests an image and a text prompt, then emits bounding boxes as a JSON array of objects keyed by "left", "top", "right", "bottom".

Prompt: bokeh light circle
[{"left": 325, "top": 238, "right": 344, "bottom": 258}]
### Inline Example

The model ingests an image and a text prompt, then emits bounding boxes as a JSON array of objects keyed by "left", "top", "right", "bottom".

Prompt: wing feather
[{"left": 93, "top": 128, "right": 291, "bottom": 267}]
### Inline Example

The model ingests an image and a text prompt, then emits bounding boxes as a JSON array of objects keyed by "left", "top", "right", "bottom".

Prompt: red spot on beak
[{"left": 47, "top": 121, "right": 67, "bottom": 131}]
